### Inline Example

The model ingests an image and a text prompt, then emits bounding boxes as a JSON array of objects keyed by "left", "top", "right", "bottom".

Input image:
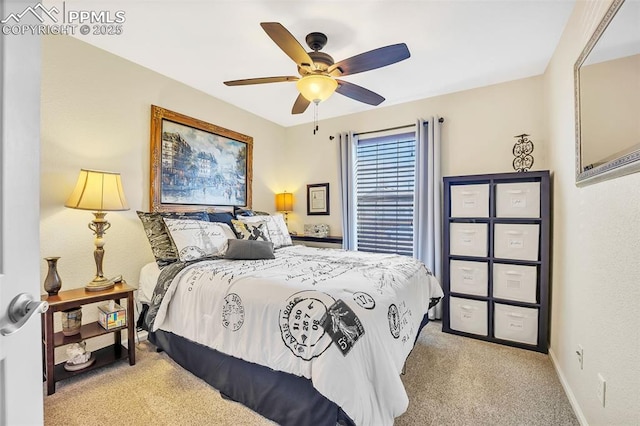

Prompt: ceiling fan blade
[
  {"left": 292, "top": 94, "right": 311, "bottom": 114},
  {"left": 329, "top": 43, "right": 410, "bottom": 77},
  {"left": 335, "top": 80, "right": 385, "bottom": 106},
  {"left": 260, "top": 22, "right": 314, "bottom": 68},
  {"left": 224, "top": 76, "right": 299, "bottom": 86}
]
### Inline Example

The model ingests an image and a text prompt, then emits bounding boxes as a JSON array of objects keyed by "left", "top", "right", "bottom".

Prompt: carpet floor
[{"left": 44, "top": 321, "right": 578, "bottom": 425}]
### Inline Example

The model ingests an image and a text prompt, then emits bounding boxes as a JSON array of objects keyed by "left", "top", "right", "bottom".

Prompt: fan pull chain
[
  {"left": 313, "top": 102, "right": 320, "bottom": 135},
  {"left": 313, "top": 102, "right": 318, "bottom": 135}
]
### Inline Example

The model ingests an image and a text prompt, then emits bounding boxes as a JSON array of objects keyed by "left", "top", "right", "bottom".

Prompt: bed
[{"left": 137, "top": 211, "right": 443, "bottom": 426}]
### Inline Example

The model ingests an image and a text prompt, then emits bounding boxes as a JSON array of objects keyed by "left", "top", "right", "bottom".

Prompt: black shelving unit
[{"left": 442, "top": 170, "right": 550, "bottom": 353}]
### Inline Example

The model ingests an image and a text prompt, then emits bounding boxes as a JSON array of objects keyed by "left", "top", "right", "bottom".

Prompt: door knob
[{"left": 0, "top": 293, "right": 49, "bottom": 336}]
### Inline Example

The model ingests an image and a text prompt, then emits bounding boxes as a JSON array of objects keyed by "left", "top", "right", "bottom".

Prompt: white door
[{"left": 0, "top": 0, "right": 45, "bottom": 424}]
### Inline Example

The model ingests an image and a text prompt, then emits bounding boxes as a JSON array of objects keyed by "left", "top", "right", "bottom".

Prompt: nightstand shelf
[
  {"left": 41, "top": 282, "right": 136, "bottom": 395},
  {"left": 53, "top": 344, "right": 128, "bottom": 381},
  {"left": 53, "top": 322, "right": 127, "bottom": 347}
]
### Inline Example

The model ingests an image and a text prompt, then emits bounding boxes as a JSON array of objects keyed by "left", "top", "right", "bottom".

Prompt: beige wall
[
  {"left": 41, "top": 35, "right": 548, "bottom": 355},
  {"left": 40, "top": 36, "right": 286, "bottom": 350},
  {"left": 544, "top": 1, "right": 640, "bottom": 424},
  {"left": 283, "top": 76, "right": 547, "bottom": 235}
]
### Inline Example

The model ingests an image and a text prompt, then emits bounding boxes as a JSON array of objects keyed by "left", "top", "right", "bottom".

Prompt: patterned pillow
[
  {"left": 233, "top": 207, "right": 270, "bottom": 217},
  {"left": 137, "top": 211, "right": 209, "bottom": 267},
  {"left": 163, "top": 219, "right": 237, "bottom": 261},
  {"left": 270, "top": 214, "right": 293, "bottom": 247},
  {"left": 234, "top": 207, "right": 255, "bottom": 217},
  {"left": 238, "top": 214, "right": 292, "bottom": 248},
  {"left": 207, "top": 211, "right": 238, "bottom": 237},
  {"left": 231, "top": 220, "right": 271, "bottom": 242}
]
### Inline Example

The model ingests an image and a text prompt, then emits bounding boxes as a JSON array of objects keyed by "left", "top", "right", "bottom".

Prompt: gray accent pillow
[
  {"left": 224, "top": 239, "right": 275, "bottom": 260},
  {"left": 137, "top": 211, "right": 209, "bottom": 267}
]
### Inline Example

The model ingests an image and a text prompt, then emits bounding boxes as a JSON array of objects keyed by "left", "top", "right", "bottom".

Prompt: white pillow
[
  {"left": 238, "top": 214, "right": 292, "bottom": 248},
  {"left": 163, "top": 218, "right": 237, "bottom": 261}
]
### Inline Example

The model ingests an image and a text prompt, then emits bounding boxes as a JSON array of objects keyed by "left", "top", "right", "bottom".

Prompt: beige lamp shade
[
  {"left": 65, "top": 169, "right": 129, "bottom": 211},
  {"left": 296, "top": 74, "right": 338, "bottom": 103},
  {"left": 275, "top": 192, "right": 294, "bottom": 212}
]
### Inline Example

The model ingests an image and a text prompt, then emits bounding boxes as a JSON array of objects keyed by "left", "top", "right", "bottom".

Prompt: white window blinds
[{"left": 355, "top": 132, "right": 416, "bottom": 256}]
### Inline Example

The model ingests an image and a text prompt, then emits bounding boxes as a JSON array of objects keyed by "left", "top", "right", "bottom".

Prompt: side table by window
[{"left": 290, "top": 234, "right": 343, "bottom": 248}]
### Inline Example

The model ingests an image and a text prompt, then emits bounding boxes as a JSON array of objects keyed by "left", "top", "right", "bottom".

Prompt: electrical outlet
[
  {"left": 576, "top": 345, "right": 584, "bottom": 370},
  {"left": 597, "top": 373, "right": 606, "bottom": 407}
]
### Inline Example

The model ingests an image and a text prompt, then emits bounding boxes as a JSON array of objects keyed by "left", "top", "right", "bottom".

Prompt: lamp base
[{"left": 85, "top": 277, "right": 115, "bottom": 292}]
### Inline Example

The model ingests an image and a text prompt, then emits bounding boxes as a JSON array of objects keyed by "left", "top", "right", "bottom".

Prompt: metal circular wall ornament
[{"left": 512, "top": 133, "right": 534, "bottom": 172}]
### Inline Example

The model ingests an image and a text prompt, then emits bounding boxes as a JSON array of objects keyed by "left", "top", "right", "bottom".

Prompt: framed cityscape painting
[{"left": 150, "top": 105, "right": 253, "bottom": 212}]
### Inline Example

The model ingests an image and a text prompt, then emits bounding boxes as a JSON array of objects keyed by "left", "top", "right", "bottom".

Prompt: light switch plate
[{"left": 597, "top": 373, "right": 606, "bottom": 407}]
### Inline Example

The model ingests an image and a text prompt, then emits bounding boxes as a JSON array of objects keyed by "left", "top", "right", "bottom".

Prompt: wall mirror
[{"left": 574, "top": 0, "right": 640, "bottom": 185}]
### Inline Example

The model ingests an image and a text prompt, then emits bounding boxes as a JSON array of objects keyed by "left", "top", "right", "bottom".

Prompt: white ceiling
[{"left": 61, "top": 0, "right": 576, "bottom": 127}]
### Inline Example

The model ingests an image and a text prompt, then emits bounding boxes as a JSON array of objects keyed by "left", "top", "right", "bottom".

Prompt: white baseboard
[{"left": 549, "top": 348, "right": 589, "bottom": 426}]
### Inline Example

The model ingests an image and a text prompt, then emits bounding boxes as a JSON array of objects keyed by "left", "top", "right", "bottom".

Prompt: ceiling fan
[{"left": 224, "top": 22, "right": 411, "bottom": 115}]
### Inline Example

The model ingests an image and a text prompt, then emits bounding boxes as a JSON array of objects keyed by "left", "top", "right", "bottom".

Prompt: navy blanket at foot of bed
[
  {"left": 150, "top": 330, "right": 355, "bottom": 426},
  {"left": 148, "top": 311, "right": 433, "bottom": 426}
]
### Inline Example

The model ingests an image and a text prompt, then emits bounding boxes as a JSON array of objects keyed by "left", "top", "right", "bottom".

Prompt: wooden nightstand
[
  {"left": 41, "top": 282, "right": 136, "bottom": 395},
  {"left": 290, "top": 235, "right": 343, "bottom": 245}
]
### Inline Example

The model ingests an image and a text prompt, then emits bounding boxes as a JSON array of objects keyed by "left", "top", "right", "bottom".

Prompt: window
[{"left": 355, "top": 132, "right": 416, "bottom": 256}]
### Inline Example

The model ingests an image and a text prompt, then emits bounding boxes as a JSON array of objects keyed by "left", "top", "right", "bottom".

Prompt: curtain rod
[
  {"left": 353, "top": 118, "right": 445, "bottom": 137},
  {"left": 354, "top": 124, "right": 414, "bottom": 137}
]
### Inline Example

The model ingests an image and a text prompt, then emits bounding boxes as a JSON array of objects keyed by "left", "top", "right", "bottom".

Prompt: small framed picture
[{"left": 307, "top": 183, "right": 330, "bottom": 215}]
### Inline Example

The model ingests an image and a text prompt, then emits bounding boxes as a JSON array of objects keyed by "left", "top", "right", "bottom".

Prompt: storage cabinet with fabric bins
[{"left": 442, "top": 171, "right": 550, "bottom": 353}]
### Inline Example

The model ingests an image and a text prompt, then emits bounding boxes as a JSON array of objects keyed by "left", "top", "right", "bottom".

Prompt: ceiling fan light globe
[{"left": 296, "top": 75, "right": 337, "bottom": 103}]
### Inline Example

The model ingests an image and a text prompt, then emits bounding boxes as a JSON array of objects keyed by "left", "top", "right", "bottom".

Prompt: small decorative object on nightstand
[
  {"left": 98, "top": 301, "right": 127, "bottom": 330},
  {"left": 304, "top": 224, "right": 329, "bottom": 238},
  {"left": 64, "top": 341, "right": 95, "bottom": 371},
  {"left": 61, "top": 307, "right": 82, "bottom": 336},
  {"left": 43, "top": 256, "right": 62, "bottom": 296}
]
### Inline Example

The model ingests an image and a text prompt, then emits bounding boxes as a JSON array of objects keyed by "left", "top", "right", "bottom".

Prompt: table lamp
[
  {"left": 65, "top": 169, "right": 129, "bottom": 292},
  {"left": 275, "top": 191, "right": 293, "bottom": 225}
]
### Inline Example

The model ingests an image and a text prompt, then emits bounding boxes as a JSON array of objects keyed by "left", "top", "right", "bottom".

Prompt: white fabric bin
[
  {"left": 494, "top": 303, "right": 539, "bottom": 345},
  {"left": 450, "top": 223, "right": 488, "bottom": 257},
  {"left": 494, "top": 223, "right": 539, "bottom": 261},
  {"left": 449, "top": 297, "right": 488, "bottom": 336},
  {"left": 450, "top": 184, "right": 490, "bottom": 218},
  {"left": 450, "top": 260, "right": 488, "bottom": 296},
  {"left": 496, "top": 182, "right": 541, "bottom": 218},
  {"left": 493, "top": 263, "right": 537, "bottom": 303}
]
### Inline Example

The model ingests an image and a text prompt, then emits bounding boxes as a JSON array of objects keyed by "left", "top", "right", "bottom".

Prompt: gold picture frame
[{"left": 150, "top": 105, "right": 253, "bottom": 212}]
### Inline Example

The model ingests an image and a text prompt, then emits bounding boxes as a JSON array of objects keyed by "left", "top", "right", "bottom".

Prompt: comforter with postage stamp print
[{"left": 146, "top": 245, "right": 443, "bottom": 426}]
